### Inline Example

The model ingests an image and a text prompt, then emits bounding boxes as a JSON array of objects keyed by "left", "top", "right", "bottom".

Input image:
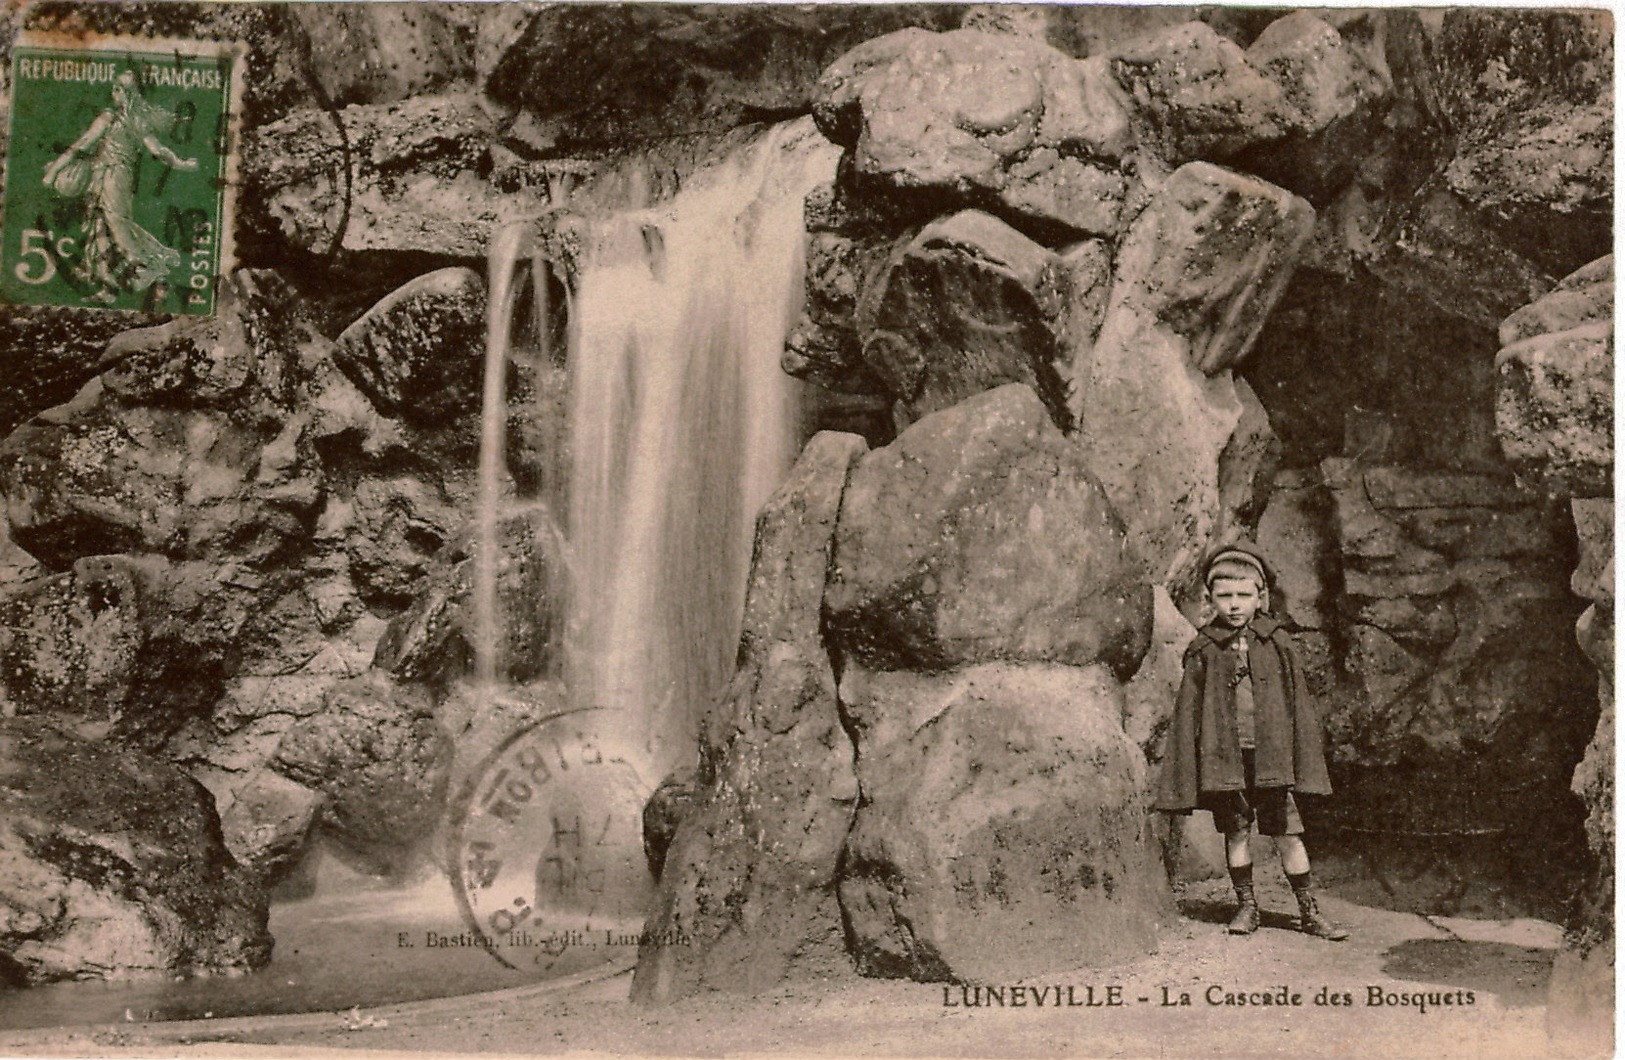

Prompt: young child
[{"left": 1154, "top": 543, "right": 1347, "bottom": 940}]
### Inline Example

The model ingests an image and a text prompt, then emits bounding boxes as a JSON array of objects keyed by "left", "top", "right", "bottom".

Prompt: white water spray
[{"left": 566, "top": 120, "right": 839, "bottom": 776}]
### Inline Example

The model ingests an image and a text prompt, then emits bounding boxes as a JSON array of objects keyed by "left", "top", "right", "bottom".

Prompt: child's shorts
[{"left": 1199, "top": 750, "right": 1304, "bottom": 837}]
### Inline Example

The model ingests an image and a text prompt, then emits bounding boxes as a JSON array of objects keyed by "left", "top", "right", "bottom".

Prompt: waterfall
[{"left": 566, "top": 120, "right": 839, "bottom": 778}]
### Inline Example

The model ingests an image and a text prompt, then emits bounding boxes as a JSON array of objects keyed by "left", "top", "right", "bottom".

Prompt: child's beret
[{"left": 1203, "top": 544, "right": 1270, "bottom": 589}]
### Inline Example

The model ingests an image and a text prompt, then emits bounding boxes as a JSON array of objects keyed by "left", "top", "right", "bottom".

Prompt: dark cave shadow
[
  {"left": 1177, "top": 896, "right": 1300, "bottom": 933},
  {"left": 1379, "top": 938, "right": 1556, "bottom": 1008}
]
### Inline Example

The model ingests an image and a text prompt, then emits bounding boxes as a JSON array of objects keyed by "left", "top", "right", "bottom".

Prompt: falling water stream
[
  {"left": 0, "top": 119, "right": 839, "bottom": 1030},
  {"left": 563, "top": 119, "right": 839, "bottom": 778}
]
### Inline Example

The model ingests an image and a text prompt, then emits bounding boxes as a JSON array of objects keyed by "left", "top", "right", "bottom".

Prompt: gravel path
[{"left": 3, "top": 878, "right": 1605, "bottom": 1060}]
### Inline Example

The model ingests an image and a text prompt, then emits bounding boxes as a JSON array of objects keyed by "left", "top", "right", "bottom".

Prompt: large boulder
[
  {"left": 271, "top": 674, "right": 452, "bottom": 866},
  {"left": 1236, "top": 12, "right": 1391, "bottom": 201},
  {"left": 838, "top": 662, "right": 1162, "bottom": 982},
  {"left": 1495, "top": 256, "right": 1613, "bottom": 500},
  {"left": 0, "top": 556, "right": 260, "bottom": 748},
  {"left": 1069, "top": 162, "right": 1310, "bottom": 595},
  {"left": 0, "top": 275, "right": 331, "bottom": 570},
  {"left": 858, "top": 211, "right": 1070, "bottom": 427},
  {"left": 1107, "top": 21, "right": 1295, "bottom": 165},
  {"left": 0, "top": 719, "right": 270, "bottom": 983},
  {"left": 826, "top": 384, "right": 1151, "bottom": 678},
  {"left": 633, "top": 432, "right": 866, "bottom": 1003},
  {"left": 334, "top": 268, "right": 488, "bottom": 429},
  {"left": 815, "top": 28, "right": 1136, "bottom": 238}
]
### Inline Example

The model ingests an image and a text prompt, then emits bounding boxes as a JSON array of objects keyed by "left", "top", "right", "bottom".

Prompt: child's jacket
[{"left": 1153, "top": 613, "right": 1332, "bottom": 811}]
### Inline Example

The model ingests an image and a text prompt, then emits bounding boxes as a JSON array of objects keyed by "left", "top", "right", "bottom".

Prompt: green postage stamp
[{"left": 1, "top": 33, "right": 243, "bottom": 316}]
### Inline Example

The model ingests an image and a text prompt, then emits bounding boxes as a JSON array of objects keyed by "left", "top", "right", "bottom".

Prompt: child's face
[{"left": 1209, "top": 577, "right": 1261, "bottom": 628}]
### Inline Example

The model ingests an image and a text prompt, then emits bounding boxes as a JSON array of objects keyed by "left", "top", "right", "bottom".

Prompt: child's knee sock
[
  {"left": 1229, "top": 863, "right": 1255, "bottom": 902},
  {"left": 1285, "top": 869, "right": 1313, "bottom": 897}
]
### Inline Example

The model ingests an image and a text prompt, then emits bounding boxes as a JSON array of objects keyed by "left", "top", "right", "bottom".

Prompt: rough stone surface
[
  {"left": 1320, "top": 459, "right": 1595, "bottom": 839},
  {"left": 1547, "top": 495, "right": 1614, "bottom": 1044},
  {"left": 0, "top": 307, "right": 169, "bottom": 442},
  {"left": 858, "top": 211, "right": 1070, "bottom": 426},
  {"left": 838, "top": 662, "right": 1162, "bottom": 982},
  {"left": 374, "top": 512, "right": 563, "bottom": 689},
  {"left": 1123, "top": 587, "right": 1197, "bottom": 762},
  {"left": 0, "top": 718, "right": 270, "bottom": 984},
  {"left": 815, "top": 29, "right": 1136, "bottom": 237},
  {"left": 1108, "top": 22, "right": 1294, "bottom": 165},
  {"left": 346, "top": 476, "right": 463, "bottom": 611},
  {"left": 245, "top": 94, "right": 537, "bottom": 259},
  {"left": 634, "top": 432, "right": 866, "bottom": 1003},
  {"left": 1494, "top": 257, "right": 1613, "bottom": 500},
  {"left": 0, "top": 275, "right": 331, "bottom": 570},
  {"left": 1240, "top": 269, "right": 1510, "bottom": 473},
  {"left": 783, "top": 228, "right": 893, "bottom": 396},
  {"left": 1069, "top": 162, "right": 1311, "bottom": 596},
  {"left": 1237, "top": 12, "right": 1391, "bottom": 201},
  {"left": 217, "top": 769, "right": 324, "bottom": 884},
  {"left": 1256, "top": 468, "right": 1338, "bottom": 632},
  {"left": 334, "top": 268, "right": 487, "bottom": 428},
  {"left": 0, "top": 555, "right": 269, "bottom": 749},
  {"left": 272, "top": 674, "right": 452, "bottom": 864},
  {"left": 826, "top": 385, "right": 1151, "bottom": 679},
  {"left": 290, "top": 3, "right": 473, "bottom": 107},
  {"left": 485, "top": 5, "right": 959, "bottom": 152}
]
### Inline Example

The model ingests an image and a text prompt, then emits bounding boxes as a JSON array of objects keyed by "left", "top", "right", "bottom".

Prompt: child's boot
[
  {"left": 1227, "top": 865, "right": 1259, "bottom": 935},
  {"left": 1288, "top": 872, "right": 1348, "bottom": 940}
]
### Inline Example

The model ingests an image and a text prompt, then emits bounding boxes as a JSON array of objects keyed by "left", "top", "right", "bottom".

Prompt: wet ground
[{"left": 0, "top": 874, "right": 1608, "bottom": 1059}]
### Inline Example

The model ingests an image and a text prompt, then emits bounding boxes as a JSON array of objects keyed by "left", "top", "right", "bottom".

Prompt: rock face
[
  {"left": 0, "top": 265, "right": 484, "bottom": 877},
  {"left": 485, "top": 6, "right": 960, "bottom": 152},
  {"left": 1495, "top": 256, "right": 1613, "bottom": 499},
  {"left": 860, "top": 212, "right": 1070, "bottom": 427},
  {"left": 334, "top": 268, "right": 488, "bottom": 429},
  {"left": 374, "top": 513, "right": 563, "bottom": 690},
  {"left": 1556, "top": 498, "right": 1614, "bottom": 1035},
  {"left": 1319, "top": 459, "right": 1595, "bottom": 839},
  {"left": 1071, "top": 162, "right": 1307, "bottom": 596},
  {"left": 838, "top": 662, "right": 1161, "bottom": 981},
  {"left": 816, "top": 29, "right": 1135, "bottom": 238},
  {"left": 0, "top": 306, "right": 168, "bottom": 443},
  {"left": 633, "top": 432, "right": 865, "bottom": 1003},
  {"left": 0, "top": 719, "right": 270, "bottom": 983},
  {"left": 827, "top": 385, "right": 1152, "bottom": 678},
  {"left": 272, "top": 675, "right": 452, "bottom": 864},
  {"left": 1490, "top": 254, "right": 1614, "bottom": 1042},
  {"left": 246, "top": 94, "right": 535, "bottom": 260}
]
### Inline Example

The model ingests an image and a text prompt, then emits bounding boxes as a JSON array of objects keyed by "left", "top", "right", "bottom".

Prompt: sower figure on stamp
[
  {"left": 1154, "top": 542, "right": 1348, "bottom": 940},
  {"left": 42, "top": 69, "right": 198, "bottom": 303}
]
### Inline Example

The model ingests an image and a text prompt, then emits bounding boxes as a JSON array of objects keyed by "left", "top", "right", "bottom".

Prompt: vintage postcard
[{"left": 0, "top": 3, "right": 1612, "bottom": 1059}]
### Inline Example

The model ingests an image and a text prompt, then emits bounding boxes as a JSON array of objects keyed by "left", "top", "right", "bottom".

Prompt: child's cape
[{"left": 1153, "top": 613, "right": 1332, "bottom": 812}]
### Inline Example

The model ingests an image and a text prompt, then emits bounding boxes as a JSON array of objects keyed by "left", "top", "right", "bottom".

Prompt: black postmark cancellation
[
  {"left": 941, "top": 982, "right": 1478, "bottom": 1014},
  {"left": 447, "top": 709, "right": 660, "bottom": 970}
]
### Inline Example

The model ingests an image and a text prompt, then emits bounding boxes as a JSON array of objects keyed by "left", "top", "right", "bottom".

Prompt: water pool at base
[{"left": 0, "top": 861, "right": 639, "bottom": 1031}]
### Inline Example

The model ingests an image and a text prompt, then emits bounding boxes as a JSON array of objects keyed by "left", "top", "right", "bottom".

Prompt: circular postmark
[{"left": 450, "top": 707, "right": 654, "bottom": 971}]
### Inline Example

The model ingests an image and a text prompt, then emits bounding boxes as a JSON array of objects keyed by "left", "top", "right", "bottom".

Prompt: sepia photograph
[{"left": 0, "top": 2, "right": 1612, "bottom": 1057}]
